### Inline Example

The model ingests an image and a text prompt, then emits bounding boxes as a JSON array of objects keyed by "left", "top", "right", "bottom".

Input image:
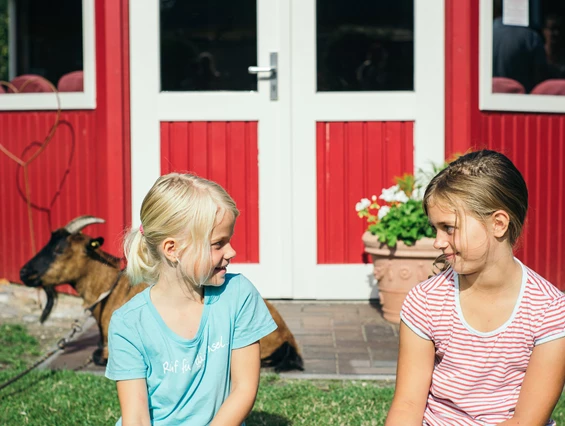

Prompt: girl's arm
[
  {"left": 211, "top": 341, "right": 261, "bottom": 426},
  {"left": 116, "top": 378, "right": 151, "bottom": 426},
  {"left": 385, "top": 322, "right": 435, "bottom": 426},
  {"left": 497, "top": 337, "right": 565, "bottom": 426}
]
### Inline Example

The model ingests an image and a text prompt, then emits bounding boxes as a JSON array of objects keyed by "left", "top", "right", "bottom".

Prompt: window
[
  {"left": 0, "top": 0, "right": 95, "bottom": 110},
  {"left": 480, "top": 0, "right": 565, "bottom": 112},
  {"left": 160, "top": 0, "right": 257, "bottom": 92},
  {"left": 316, "top": 0, "right": 414, "bottom": 92}
]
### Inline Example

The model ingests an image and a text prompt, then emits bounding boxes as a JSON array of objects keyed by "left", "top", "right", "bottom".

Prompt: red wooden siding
[
  {"left": 316, "top": 121, "right": 414, "bottom": 264},
  {"left": 160, "top": 121, "right": 259, "bottom": 263},
  {"left": 480, "top": 114, "right": 565, "bottom": 287},
  {"left": 445, "top": 0, "right": 565, "bottom": 288},
  {"left": 0, "top": 112, "right": 106, "bottom": 286},
  {"left": 0, "top": 0, "right": 131, "bottom": 293}
]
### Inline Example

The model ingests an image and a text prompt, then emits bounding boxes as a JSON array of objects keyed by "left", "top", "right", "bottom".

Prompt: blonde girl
[
  {"left": 386, "top": 150, "right": 565, "bottom": 425},
  {"left": 105, "top": 173, "right": 277, "bottom": 426}
]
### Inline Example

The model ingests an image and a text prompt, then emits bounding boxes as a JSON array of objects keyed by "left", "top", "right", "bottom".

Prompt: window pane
[
  {"left": 160, "top": 0, "right": 257, "bottom": 92},
  {"left": 317, "top": 1, "right": 414, "bottom": 92},
  {"left": 0, "top": 0, "right": 83, "bottom": 93},
  {"left": 492, "top": 0, "right": 565, "bottom": 95}
]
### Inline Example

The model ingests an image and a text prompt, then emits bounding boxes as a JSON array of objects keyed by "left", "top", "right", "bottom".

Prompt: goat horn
[{"left": 64, "top": 216, "right": 106, "bottom": 234}]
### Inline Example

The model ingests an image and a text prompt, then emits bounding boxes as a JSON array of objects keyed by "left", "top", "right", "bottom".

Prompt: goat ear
[{"left": 88, "top": 237, "right": 105, "bottom": 250}]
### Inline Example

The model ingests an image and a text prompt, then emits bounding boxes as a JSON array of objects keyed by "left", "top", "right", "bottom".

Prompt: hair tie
[{"left": 139, "top": 224, "right": 144, "bottom": 235}]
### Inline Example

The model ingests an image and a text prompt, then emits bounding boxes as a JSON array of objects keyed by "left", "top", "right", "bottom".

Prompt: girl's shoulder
[
  {"left": 522, "top": 264, "right": 565, "bottom": 304},
  {"left": 413, "top": 268, "right": 456, "bottom": 295},
  {"left": 403, "top": 269, "right": 456, "bottom": 313},
  {"left": 206, "top": 273, "right": 259, "bottom": 304},
  {"left": 110, "top": 286, "right": 151, "bottom": 321}
]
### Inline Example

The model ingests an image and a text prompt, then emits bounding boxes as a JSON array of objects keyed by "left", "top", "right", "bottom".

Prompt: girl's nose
[
  {"left": 225, "top": 243, "right": 236, "bottom": 260},
  {"left": 433, "top": 232, "right": 449, "bottom": 251}
]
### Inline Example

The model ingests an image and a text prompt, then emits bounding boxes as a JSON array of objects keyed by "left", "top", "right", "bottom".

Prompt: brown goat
[{"left": 20, "top": 216, "right": 303, "bottom": 372}]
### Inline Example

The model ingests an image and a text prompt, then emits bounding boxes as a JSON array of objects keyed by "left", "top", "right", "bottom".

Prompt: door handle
[
  {"left": 248, "top": 66, "right": 275, "bottom": 74},
  {"left": 248, "top": 52, "right": 278, "bottom": 101}
]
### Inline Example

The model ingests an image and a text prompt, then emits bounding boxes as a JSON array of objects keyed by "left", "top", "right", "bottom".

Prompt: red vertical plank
[
  {"left": 345, "top": 122, "right": 365, "bottom": 262},
  {"left": 245, "top": 122, "right": 259, "bottom": 262},
  {"left": 190, "top": 122, "right": 209, "bottom": 174},
  {"left": 329, "top": 122, "right": 346, "bottom": 262},
  {"left": 175, "top": 122, "right": 190, "bottom": 172},
  {"left": 209, "top": 122, "right": 228, "bottom": 184},
  {"left": 546, "top": 118, "right": 557, "bottom": 277},
  {"left": 316, "top": 123, "right": 327, "bottom": 262},
  {"left": 557, "top": 119, "right": 565, "bottom": 286},
  {"left": 161, "top": 122, "right": 171, "bottom": 173},
  {"left": 226, "top": 122, "right": 248, "bottom": 260}
]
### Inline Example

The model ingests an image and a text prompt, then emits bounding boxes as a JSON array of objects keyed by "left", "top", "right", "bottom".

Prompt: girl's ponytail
[{"left": 124, "top": 227, "right": 159, "bottom": 285}]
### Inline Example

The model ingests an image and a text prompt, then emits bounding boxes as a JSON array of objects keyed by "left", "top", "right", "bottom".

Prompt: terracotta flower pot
[{"left": 362, "top": 232, "right": 439, "bottom": 324}]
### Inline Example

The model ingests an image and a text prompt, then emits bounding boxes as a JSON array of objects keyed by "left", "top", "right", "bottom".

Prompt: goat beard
[{"left": 39, "top": 286, "right": 58, "bottom": 324}]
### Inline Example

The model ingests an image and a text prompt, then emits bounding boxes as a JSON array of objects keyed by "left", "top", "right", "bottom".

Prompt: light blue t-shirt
[{"left": 105, "top": 273, "right": 277, "bottom": 426}]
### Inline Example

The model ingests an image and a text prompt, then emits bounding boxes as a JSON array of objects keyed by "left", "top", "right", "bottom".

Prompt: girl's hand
[
  {"left": 211, "top": 341, "right": 262, "bottom": 426},
  {"left": 116, "top": 378, "right": 151, "bottom": 426},
  {"left": 385, "top": 322, "right": 435, "bottom": 426}
]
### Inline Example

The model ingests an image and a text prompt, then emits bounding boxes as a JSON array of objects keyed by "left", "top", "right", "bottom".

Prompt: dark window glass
[
  {"left": 0, "top": 0, "right": 83, "bottom": 92},
  {"left": 317, "top": 1, "right": 414, "bottom": 92},
  {"left": 492, "top": 0, "right": 565, "bottom": 95},
  {"left": 0, "top": 0, "right": 7, "bottom": 82},
  {"left": 160, "top": 0, "right": 257, "bottom": 92}
]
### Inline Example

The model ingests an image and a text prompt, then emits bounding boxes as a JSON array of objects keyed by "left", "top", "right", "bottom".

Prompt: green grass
[
  {"left": 0, "top": 324, "right": 42, "bottom": 370},
  {"left": 0, "top": 370, "right": 394, "bottom": 426},
  {"left": 0, "top": 324, "right": 565, "bottom": 425}
]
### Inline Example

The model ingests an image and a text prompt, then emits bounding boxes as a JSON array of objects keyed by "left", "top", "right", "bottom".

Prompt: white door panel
[{"left": 130, "top": 0, "right": 292, "bottom": 298}]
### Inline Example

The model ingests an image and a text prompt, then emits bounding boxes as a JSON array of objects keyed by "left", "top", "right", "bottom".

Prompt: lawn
[{"left": 1, "top": 324, "right": 564, "bottom": 425}]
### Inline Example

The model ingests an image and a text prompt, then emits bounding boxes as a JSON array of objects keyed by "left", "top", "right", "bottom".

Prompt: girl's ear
[
  {"left": 492, "top": 210, "right": 510, "bottom": 238},
  {"left": 161, "top": 238, "right": 179, "bottom": 262}
]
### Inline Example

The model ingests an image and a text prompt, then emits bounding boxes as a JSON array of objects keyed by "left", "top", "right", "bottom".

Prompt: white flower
[
  {"left": 411, "top": 186, "right": 424, "bottom": 201},
  {"left": 377, "top": 205, "right": 391, "bottom": 219},
  {"left": 394, "top": 190, "right": 409, "bottom": 203},
  {"left": 355, "top": 198, "right": 371, "bottom": 212},
  {"left": 379, "top": 185, "right": 409, "bottom": 203}
]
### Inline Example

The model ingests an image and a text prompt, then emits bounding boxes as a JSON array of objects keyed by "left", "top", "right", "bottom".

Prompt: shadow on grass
[
  {"left": 0, "top": 369, "right": 58, "bottom": 400},
  {"left": 247, "top": 411, "right": 292, "bottom": 426}
]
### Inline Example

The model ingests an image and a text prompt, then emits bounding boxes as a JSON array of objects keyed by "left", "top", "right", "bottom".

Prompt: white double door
[{"left": 129, "top": 0, "right": 445, "bottom": 299}]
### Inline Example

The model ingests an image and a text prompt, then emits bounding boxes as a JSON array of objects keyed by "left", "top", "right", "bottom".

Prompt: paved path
[{"left": 44, "top": 301, "right": 400, "bottom": 380}]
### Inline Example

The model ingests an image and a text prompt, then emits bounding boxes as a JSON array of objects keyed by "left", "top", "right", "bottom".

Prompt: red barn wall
[{"left": 445, "top": 0, "right": 565, "bottom": 288}]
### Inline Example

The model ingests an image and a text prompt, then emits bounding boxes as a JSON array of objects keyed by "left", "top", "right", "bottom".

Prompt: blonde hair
[
  {"left": 423, "top": 150, "right": 528, "bottom": 247},
  {"left": 124, "top": 173, "right": 239, "bottom": 286}
]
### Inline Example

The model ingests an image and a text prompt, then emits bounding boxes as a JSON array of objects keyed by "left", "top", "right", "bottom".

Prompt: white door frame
[
  {"left": 289, "top": 0, "right": 445, "bottom": 299},
  {"left": 129, "top": 0, "right": 293, "bottom": 298}
]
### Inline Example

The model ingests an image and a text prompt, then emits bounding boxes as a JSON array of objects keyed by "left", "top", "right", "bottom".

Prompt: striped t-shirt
[{"left": 401, "top": 260, "right": 565, "bottom": 426}]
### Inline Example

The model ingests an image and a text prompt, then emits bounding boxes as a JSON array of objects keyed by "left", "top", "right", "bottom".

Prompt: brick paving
[
  {"left": 45, "top": 301, "right": 400, "bottom": 379},
  {"left": 275, "top": 301, "right": 399, "bottom": 379}
]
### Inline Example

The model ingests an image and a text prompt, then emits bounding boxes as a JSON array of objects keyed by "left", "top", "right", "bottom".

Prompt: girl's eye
[{"left": 445, "top": 226, "right": 455, "bottom": 235}]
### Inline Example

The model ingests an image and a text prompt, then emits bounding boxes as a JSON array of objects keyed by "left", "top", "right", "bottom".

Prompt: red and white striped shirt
[{"left": 401, "top": 260, "right": 565, "bottom": 426}]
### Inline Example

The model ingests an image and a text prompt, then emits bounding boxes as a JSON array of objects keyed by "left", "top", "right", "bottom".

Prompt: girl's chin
[
  {"left": 203, "top": 281, "right": 224, "bottom": 287},
  {"left": 203, "top": 272, "right": 227, "bottom": 286}
]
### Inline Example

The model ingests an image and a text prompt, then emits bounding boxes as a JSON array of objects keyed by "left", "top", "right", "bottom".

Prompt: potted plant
[{"left": 356, "top": 172, "right": 440, "bottom": 324}]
